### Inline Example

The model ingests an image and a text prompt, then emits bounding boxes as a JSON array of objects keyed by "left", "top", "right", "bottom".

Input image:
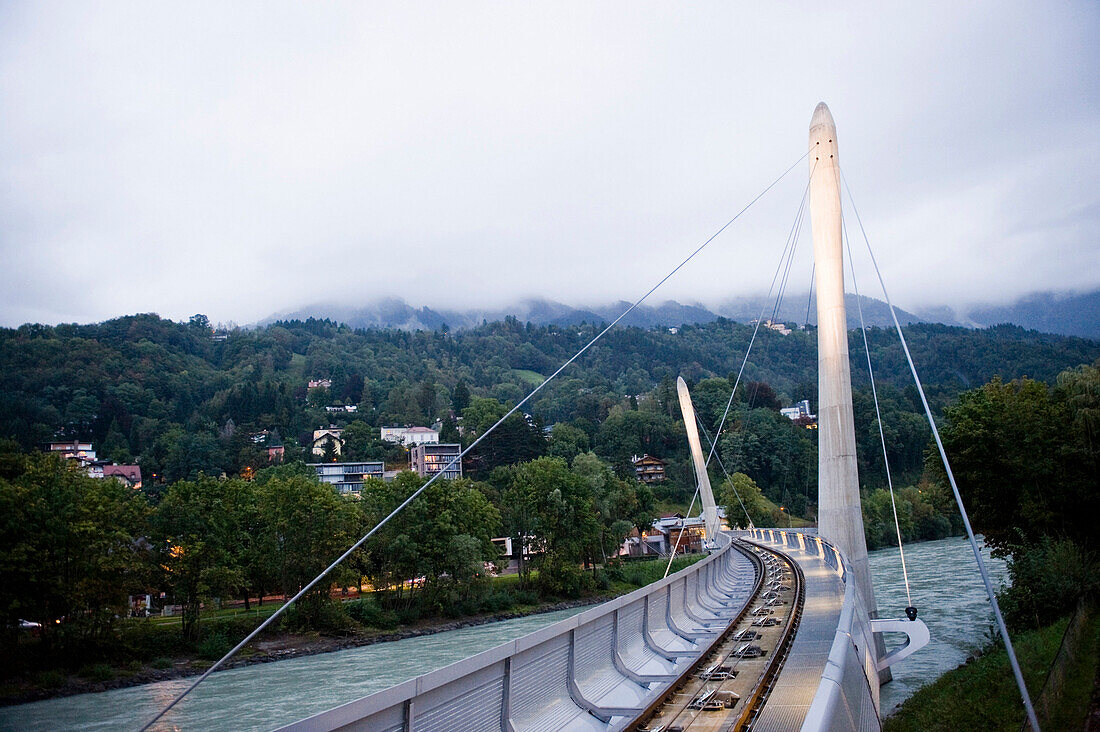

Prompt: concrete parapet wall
[{"left": 279, "top": 533, "right": 760, "bottom": 732}]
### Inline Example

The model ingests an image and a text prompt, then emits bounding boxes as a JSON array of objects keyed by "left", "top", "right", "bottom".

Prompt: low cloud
[{"left": 1, "top": 2, "right": 1097, "bottom": 326}]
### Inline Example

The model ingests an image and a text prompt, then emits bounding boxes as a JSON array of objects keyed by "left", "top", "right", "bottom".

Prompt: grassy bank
[{"left": 884, "top": 608, "right": 1100, "bottom": 732}]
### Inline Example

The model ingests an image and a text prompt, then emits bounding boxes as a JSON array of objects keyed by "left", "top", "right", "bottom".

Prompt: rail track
[{"left": 631, "top": 538, "right": 806, "bottom": 732}]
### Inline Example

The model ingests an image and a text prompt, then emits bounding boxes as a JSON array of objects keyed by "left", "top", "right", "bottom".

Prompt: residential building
[
  {"left": 764, "top": 319, "right": 792, "bottom": 336},
  {"left": 311, "top": 427, "right": 344, "bottom": 457},
  {"left": 780, "top": 399, "right": 812, "bottom": 420},
  {"left": 403, "top": 426, "right": 439, "bottom": 445},
  {"left": 45, "top": 440, "right": 97, "bottom": 466},
  {"left": 309, "top": 461, "right": 385, "bottom": 496},
  {"left": 623, "top": 527, "right": 664, "bottom": 557},
  {"left": 102, "top": 464, "right": 143, "bottom": 489},
  {"left": 622, "top": 511, "right": 728, "bottom": 557},
  {"left": 410, "top": 443, "right": 462, "bottom": 480},
  {"left": 308, "top": 378, "right": 333, "bottom": 389},
  {"left": 380, "top": 426, "right": 407, "bottom": 443},
  {"left": 780, "top": 399, "right": 817, "bottom": 428},
  {"left": 267, "top": 445, "right": 285, "bottom": 463},
  {"left": 490, "top": 536, "right": 544, "bottom": 574},
  {"left": 631, "top": 454, "right": 667, "bottom": 483},
  {"left": 655, "top": 514, "right": 706, "bottom": 553},
  {"left": 750, "top": 318, "right": 793, "bottom": 336},
  {"left": 381, "top": 425, "right": 440, "bottom": 446}
]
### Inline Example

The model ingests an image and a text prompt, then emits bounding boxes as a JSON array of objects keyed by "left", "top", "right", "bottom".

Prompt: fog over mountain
[{"left": 262, "top": 288, "right": 1100, "bottom": 341}]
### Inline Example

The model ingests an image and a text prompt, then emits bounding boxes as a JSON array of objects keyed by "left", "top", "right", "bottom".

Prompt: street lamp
[{"left": 779, "top": 506, "right": 792, "bottom": 528}]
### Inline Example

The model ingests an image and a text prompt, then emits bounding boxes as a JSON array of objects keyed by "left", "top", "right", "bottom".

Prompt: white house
[{"left": 381, "top": 425, "right": 440, "bottom": 446}]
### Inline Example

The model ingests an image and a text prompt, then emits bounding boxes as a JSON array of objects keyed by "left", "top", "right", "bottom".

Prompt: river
[
  {"left": 869, "top": 535, "right": 1008, "bottom": 714},
  {"left": 0, "top": 535, "right": 1006, "bottom": 730}
]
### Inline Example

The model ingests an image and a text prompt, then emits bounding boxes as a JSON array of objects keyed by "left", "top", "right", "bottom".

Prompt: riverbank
[
  {"left": 884, "top": 607, "right": 1100, "bottom": 731},
  {"left": 0, "top": 595, "right": 614, "bottom": 707},
  {"left": 2, "top": 553, "right": 706, "bottom": 707}
]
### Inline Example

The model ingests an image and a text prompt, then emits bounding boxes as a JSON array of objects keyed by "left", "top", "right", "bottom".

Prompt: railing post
[{"left": 501, "top": 656, "right": 514, "bottom": 732}]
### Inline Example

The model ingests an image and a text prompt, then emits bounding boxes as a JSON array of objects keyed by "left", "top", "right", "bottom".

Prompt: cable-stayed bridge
[{"left": 141, "top": 104, "right": 1039, "bottom": 732}]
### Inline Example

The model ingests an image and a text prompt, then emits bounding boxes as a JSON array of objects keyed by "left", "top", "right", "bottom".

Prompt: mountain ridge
[
  {"left": 261, "top": 294, "right": 928, "bottom": 332},
  {"left": 260, "top": 288, "right": 1100, "bottom": 340}
]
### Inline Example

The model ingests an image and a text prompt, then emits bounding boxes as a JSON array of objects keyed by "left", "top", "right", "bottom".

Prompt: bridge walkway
[{"left": 745, "top": 530, "right": 879, "bottom": 732}]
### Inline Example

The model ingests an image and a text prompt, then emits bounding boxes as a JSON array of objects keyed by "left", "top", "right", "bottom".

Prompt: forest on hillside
[{"left": 1, "top": 312, "right": 1096, "bottom": 518}]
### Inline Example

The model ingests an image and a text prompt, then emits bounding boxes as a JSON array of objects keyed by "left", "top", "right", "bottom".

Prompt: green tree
[
  {"left": 342, "top": 420, "right": 385, "bottom": 461},
  {"left": 439, "top": 416, "right": 460, "bottom": 443},
  {"left": 688, "top": 377, "right": 736, "bottom": 428},
  {"left": 594, "top": 407, "right": 678, "bottom": 473},
  {"left": 464, "top": 411, "right": 546, "bottom": 478},
  {"left": 188, "top": 314, "right": 211, "bottom": 331},
  {"left": 1055, "top": 361, "right": 1100, "bottom": 466},
  {"left": 932, "top": 376, "right": 1094, "bottom": 554},
  {"left": 451, "top": 380, "right": 471, "bottom": 414},
  {"left": 256, "top": 474, "right": 359, "bottom": 626},
  {"left": 152, "top": 476, "right": 250, "bottom": 639},
  {"left": 719, "top": 407, "right": 815, "bottom": 505},
  {"left": 719, "top": 472, "right": 773, "bottom": 528},
  {"left": 0, "top": 453, "right": 150, "bottom": 650},
  {"left": 461, "top": 397, "right": 507, "bottom": 436},
  {"left": 547, "top": 422, "right": 590, "bottom": 462},
  {"left": 572, "top": 452, "right": 653, "bottom": 563},
  {"left": 352, "top": 472, "right": 500, "bottom": 613},
  {"left": 307, "top": 386, "right": 330, "bottom": 409},
  {"left": 503, "top": 457, "right": 601, "bottom": 596},
  {"left": 996, "top": 536, "right": 1098, "bottom": 630}
]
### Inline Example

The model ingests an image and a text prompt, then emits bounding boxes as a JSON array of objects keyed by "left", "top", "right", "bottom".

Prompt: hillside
[
  {"left": 961, "top": 290, "right": 1100, "bottom": 340},
  {"left": 1, "top": 314, "right": 1096, "bottom": 514}
]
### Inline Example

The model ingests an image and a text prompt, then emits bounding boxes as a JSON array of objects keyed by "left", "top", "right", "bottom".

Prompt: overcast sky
[{"left": 1, "top": 2, "right": 1097, "bottom": 327}]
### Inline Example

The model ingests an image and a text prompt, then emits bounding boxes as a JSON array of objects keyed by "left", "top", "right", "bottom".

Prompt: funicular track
[{"left": 631, "top": 538, "right": 805, "bottom": 732}]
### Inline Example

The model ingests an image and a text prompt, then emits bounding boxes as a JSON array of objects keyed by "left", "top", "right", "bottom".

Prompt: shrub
[
  {"left": 998, "top": 537, "right": 1098, "bottom": 631},
  {"left": 344, "top": 598, "right": 398, "bottom": 629},
  {"left": 395, "top": 606, "right": 422, "bottom": 625},
  {"left": 603, "top": 563, "right": 626, "bottom": 583},
  {"left": 118, "top": 620, "right": 180, "bottom": 661},
  {"left": 479, "top": 591, "right": 515, "bottom": 613},
  {"left": 119, "top": 660, "right": 143, "bottom": 676},
  {"left": 32, "top": 669, "right": 66, "bottom": 688},
  {"left": 536, "top": 560, "right": 591, "bottom": 599},
  {"left": 197, "top": 632, "right": 230, "bottom": 661},
  {"left": 282, "top": 600, "right": 354, "bottom": 633},
  {"left": 76, "top": 663, "right": 114, "bottom": 682}
]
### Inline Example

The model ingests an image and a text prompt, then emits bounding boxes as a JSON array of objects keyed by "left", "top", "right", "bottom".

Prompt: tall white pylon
[
  {"left": 808, "top": 102, "right": 888, "bottom": 694},
  {"left": 676, "top": 377, "right": 721, "bottom": 544}
]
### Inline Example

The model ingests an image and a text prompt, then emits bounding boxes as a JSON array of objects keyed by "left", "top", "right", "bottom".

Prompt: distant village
[{"left": 43, "top": 374, "right": 818, "bottom": 568}]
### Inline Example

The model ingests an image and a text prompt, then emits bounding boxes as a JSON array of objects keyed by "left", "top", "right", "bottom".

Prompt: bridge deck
[{"left": 746, "top": 530, "right": 880, "bottom": 732}]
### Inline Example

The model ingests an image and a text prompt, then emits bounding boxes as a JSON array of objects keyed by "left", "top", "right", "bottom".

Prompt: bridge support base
[{"left": 869, "top": 617, "right": 930, "bottom": 671}]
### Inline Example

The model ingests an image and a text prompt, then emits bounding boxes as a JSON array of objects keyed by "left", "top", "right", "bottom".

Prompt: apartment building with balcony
[
  {"left": 308, "top": 461, "right": 385, "bottom": 495},
  {"left": 409, "top": 443, "right": 462, "bottom": 481}
]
